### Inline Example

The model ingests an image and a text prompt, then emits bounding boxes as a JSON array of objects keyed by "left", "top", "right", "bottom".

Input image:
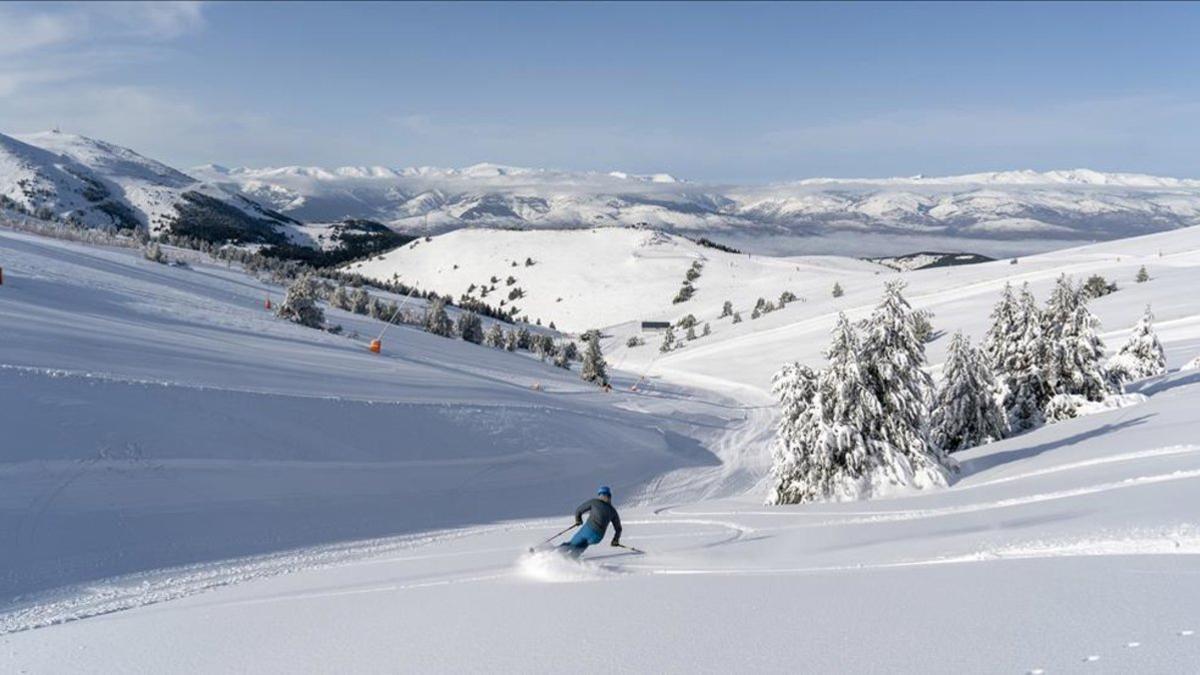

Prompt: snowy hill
[
  {"left": 0, "top": 225, "right": 721, "bottom": 602},
  {"left": 0, "top": 131, "right": 403, "bottom": 262},
  {"left": 0, "top": 131, "right": 301, "bottom": 244},
  {"left": 196, "top": 161, "right": 1200, "bottom": 256},
  {"left": 5, "top": 217, "right": 1200, "bottom": 671},
  {"left": 345, "top": 227, "right": 883, "bottom": 332}
]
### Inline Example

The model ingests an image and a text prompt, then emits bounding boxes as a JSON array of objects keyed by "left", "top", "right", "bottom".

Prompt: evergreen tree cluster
[
  {"left": 771, "top": 274, "right": 1163, "bottom": 503},
  {"left": 768, "top": 282, "right": 953, "bottom": 504},
  {"left": 672, "top": 261, "right": 704, "bottom": 304}
]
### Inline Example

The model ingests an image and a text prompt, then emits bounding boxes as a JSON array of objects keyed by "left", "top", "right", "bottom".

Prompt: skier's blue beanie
[{"left": 598, "top": 486, "right": 612, "bottom": 497}]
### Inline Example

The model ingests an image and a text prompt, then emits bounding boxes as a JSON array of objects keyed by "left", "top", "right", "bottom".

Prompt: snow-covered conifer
[
  {"left": 860, "top": 281, "right": 952, "bottom": 476},
  {"left": 562, "top": 341, "right": 579, "bottom": 361},
  {"left": 536, "top": 334, "right": 556, "bottom": 360},
  {"left": 1002, "top": 285, "right": 1052, "bottom": 430},
  {"left": 277, "top": 275, "right": 325, "bottom": 329},
  {"left": 349, "top": 287, "right": 370, "bottom": 315},
  {"left": 143, "top": 241, "right": 167, "bottom": 264},
  {"left": 503, "top": 329, "right": 519, "bottom": 351},
  {"left": 329, "top": 285, "right": 350, "bottom": 311},
  {"left": 660, "top": 326, "right": 676, "bottom": 352},
  {"left": 553, "top": 343, "right": 571, "bottom": 369},
  {"left": 766, "top": 362, "right": 820, "bottom": 505},
  {"left": 1042, "top": 276, "right": 1112, "bottom": 401},
  {"left": 1106, "top": 305, "right": 1166, "bottom": 387},
  {"left": 732, "top": 312, "right": 742, "bottom": 324},
  {"left": 483, "top": 322, "right": 505, "bottom": 348},
  {"left": 423, "top": 297, "right": 454, "bottom": 337},
  {"left": 1136, "top": 266, "right": 1150, "bottom": 283},
  {"left": 686, "top": 325, "right": 697, "bottom": 341},
  {"left": 720, "top": 300, "right": 733, "bottom": 318},
  {"left": 456, "top": 311, "right": 483, "bottom": 344},
  {"left": 832, "top": 282, "right": 844, "bottom": 298},
  {"left": 981, "top": 283, "right": 1020, "bottom": 372},
  {"left": 516, "top": 326, "right": 532, "bottom": 350},
  {"left": 580, "top": 331, "right": 608, "bottom": 385},
  {"left": 930, "top": 332, "right": 1007, "bottom": 452},
  {"left": 702, "top": 322, "right": 711, "bottom": 337}
]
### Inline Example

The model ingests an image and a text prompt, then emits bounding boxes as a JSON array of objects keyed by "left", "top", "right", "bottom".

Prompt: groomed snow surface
[{"left": 4, "top": 223, "right": 1200, "bottom": 672}]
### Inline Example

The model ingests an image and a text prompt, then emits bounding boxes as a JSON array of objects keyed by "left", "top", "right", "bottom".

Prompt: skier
[{"left": 559, "top": 486, "right": 622, "bottom": 557}]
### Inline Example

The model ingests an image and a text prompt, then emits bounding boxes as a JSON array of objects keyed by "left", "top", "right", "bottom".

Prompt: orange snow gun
[{"left": 369, "top": 339, "right": 382, "bottom": 354}]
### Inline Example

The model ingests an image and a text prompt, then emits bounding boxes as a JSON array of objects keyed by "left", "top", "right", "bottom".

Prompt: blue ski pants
[{"left": 560, "top": 524, "right": 603, "bottom": 556}]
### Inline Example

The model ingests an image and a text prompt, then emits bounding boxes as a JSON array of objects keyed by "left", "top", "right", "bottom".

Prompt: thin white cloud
[
  {"left": 98, "top": 1, "right": 206, "bottom": 40},
  {"left": 762, "top": 96, "right": 1200, "bottom": 156},
  {"left": 0, "top": 7, "right": 76, "bottom": 56}
]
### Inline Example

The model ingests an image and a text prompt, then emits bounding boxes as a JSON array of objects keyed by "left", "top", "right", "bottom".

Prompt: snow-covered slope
[
  {"left": 196, "top": 162, "right": 1200, "bottom": 256},
  {"left": 0, "top": 131, "right": 305, "bottom": 245},
  {"left": 0, "top": 226, "right": 732, "bottom": 602},
  {"left": 612, "top": 224, "right": 1200, "bottom": 401},
  {"left": 5, "top": 220, "right": 1200, "bottom": 672},
  {"left": 347, "top": 227, "right": 884, "bottom": 332}
]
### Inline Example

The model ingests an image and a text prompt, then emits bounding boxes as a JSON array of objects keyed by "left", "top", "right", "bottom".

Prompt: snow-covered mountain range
[
  {"left": 196, "top": 162, "right": 1200, "bottom": 256},
  {"left": 0, "top": 130, "right": 410, "bottom": 261},
  {"left": 0, "top": 131, "right": 301, "bottom": 241},
  {"left": 6, "top": 129, "right": 1200, "bottom": 257}
]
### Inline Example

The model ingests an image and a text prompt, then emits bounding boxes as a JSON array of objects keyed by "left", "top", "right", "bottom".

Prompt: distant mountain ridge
[
  {"left": 0, "top": 130, "right": 403, "bottom": 260},
  {"left": 194, "top": 161, "right": 1200, "bottom": 256},
  {"left": 5, "top": 129, "right": 1200, "bottom": 258}
]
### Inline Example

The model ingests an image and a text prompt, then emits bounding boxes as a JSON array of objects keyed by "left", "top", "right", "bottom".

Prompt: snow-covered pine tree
[
  {"left": 832, "top": 282, "right": 844, "bottom": 298},
  {"left": 660, "top": 326, "right": 676, "bottom": 353},
  {"left": 1106, "top": 305, "right": 1167, "bottom": 387},
  {"left": 930, "top": 332, "right": 1008, "bottom": 452},
  {"left": 562, "top": 341, "right": 579, "bottom": 361},
  {"left": 552, "top": 342, "right": 571, "bottom": 369},
  {"left": 537, "top": 334, "right": 556, "bottom": 361},
  {"left": 732, "top": 312, "right": 742, "bottom": 324},
  {"left": 1002, "top": 284, "right": 1052, "bottom": 431},
  {"left": 580, "top": 330, "right": 609, "bottom": 385},
  {"left": 503, "top": 328, "right": 519, "bottom": 351},
  {"left": 702, "top": 322, "right": 711, "bottom": 337},
  {"left": 423, "top": 297, "right": 454, "bottom": 337},
  {"left": 328, "top": 285, "right": 349, "bottom": 310},
  {"left": 913, "top": 308, "right": 935, "bottom": 343},
  {"left": 1136, "top": 266, "right": 1150, "bottom": 283},
  {"left": 143, "top": 241, "right": 167, "bottom": 264},
  {"left": 686, "top": 325, "right": 697, "bottom": 341},
  {"left": 720, "top": 300, "right": 733, "bottom": 318},
  {"left": 766, "top": 362, "right": 820, "bottom": 505},
  {"left": 277, "top": 275, "right": 325, "bottom": 329},
  {"left": 456, "top": 311, "right": 483, "bottom": 344},
  {"left": 792, "top": 314, "right": 896, "bottom": 500},
  {"left": 1042, "top": 276, "right": 1112, "bottom": 401},
  {"left": 516, "top": 326, "right": 532, "bottom": 350},
  {"left": 981, "top": 282, "right": 1020, "bottom": 372},
  {"left": 349, "top": 287, "right": 370, "bottom": 315},
  {"left": 860, "top": 281, "right": 952, "bottom": 478},
  {"left": 483, "top": 322, "right": 505, "bottom": 348}
]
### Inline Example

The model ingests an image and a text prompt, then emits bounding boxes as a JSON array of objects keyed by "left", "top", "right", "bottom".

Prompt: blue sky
[{"left": 2, "top": 1, "right": 1199, "bottom": 181}]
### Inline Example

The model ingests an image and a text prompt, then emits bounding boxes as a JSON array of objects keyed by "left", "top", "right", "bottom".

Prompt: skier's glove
[{"left": 574, "top": 519, "right": 582, "bottom": 527}]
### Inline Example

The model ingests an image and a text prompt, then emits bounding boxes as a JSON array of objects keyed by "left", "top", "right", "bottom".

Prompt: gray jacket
[{"left": 574, "top": 498, "right": 622, "bottom": 540}]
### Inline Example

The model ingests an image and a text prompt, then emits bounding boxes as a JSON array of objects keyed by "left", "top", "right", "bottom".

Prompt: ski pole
[
  {"left": 536, "top": 523, "right": 579, "bottom": 547},
  {"left": 615, "top": 543, "right": 646, "bottom": 554}
]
